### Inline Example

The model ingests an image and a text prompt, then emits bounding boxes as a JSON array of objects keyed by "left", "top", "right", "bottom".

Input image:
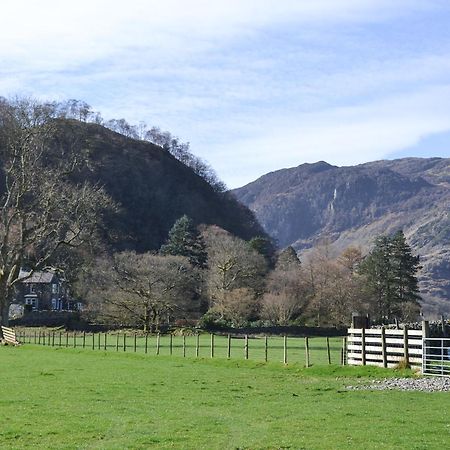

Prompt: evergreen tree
[
  {"left": 390, "top": 230, "right": 422, "bottom": 305},
  {"left": 359, "top": 230, "right": 421, "bottom": 322},
  {"left": 248, "top": 236, "right": 276, "bottom": 266},
  {"left": 275, "top": 246, "right": 301, "bottom": 271},
  {"left": 160, "top": 215, "right": 207, "bottom": 268}
]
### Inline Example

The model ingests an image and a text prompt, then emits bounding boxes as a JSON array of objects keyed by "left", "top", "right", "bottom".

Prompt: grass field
[
  {"left": 1, "top": 345, "right": 449, "bottom": 449},
  {"left": 17, "top": 331, "right": 345, "bottom": 366}
]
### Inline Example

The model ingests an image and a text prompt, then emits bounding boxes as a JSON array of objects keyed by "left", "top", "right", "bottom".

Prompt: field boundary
[
  {"left": 13, "top": 329, "right": 348, "bottom": 366},
  {"left": 347, "top": 327, "right": 423, "bottom": 369}
]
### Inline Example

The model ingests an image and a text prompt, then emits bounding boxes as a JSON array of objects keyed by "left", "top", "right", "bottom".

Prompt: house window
[
  {"left": 52, "top": 283, "right": 58, "bottom": 294},
  {"left": 52, "top": 298, "right": 62, "bottom": 311},
  {"left": 30, "top": 284, "right": 36, "bottom": 294},
  {"left": 25, "top": 297, "right": 38, "bottom": 311}
]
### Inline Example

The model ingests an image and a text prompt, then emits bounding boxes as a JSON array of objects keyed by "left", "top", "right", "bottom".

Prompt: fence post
[
  {"left": 82, "top": 331, "right": 86, "bottom": 349},
  {"left": 227, "top": 334, "right": 231, "bottom": 359},
  {"left": 422, "top": 320, "right": 430, "bottom": 338},
  {"left": 52, "top": 332, "right": 55, "bottom": 347},
  {"left": 104, "top": 333, "right": 107, "bottom": 351},
  {"left": 381, "top": 326, "right": 387, "bottom": 368},
  {"left": 441, "top": 315, "right": 447, "bottom": 337},
  {"left": 305, "top": 337, "right": 310, "bottom": 368},
  {"left": 123, "top": 333, "right": 127, "bottom": 352},
  {"left": 422, "top": 320, "right": 430, "bottom": 374},
  {"left": 66, "top": 331, "right": 69, "bottom": 348},
  {"left": 116, "top": 333, "right": 119, "bottom": 352},
  {"left": 145, "top": 333, "right": 148, "bottom": 354},
  {"left": 283, "top": 335, "right": 288, "bottom": 365},
  {"left": 183, "top": 335, "right": 186, "bottom": 357},
  {"left": 326, "top": 337, "right": 331, "bottom": 364},
  {"left": 92, "top": 332, "right": 95, "bottom": 350},
  {"left": 169, "top": 334, "right": 173, "bottom": 356},
  {"left": 210, "top": 333, "right": 214, "bottom": 358},
  {"left": 341, "top": 337, "right": 347, "bottom": 366},
  {"left": 59, "top": 332, "right": 62, "bottom": 347},
  {"left": 134, "top": 333, "right": 137, "bottom": 352},
  {"left": 34, "top": 331, "right": 37, "bottom": 344},
  {"left": 244, "top": 335, "right": 249, "bottom": 360},
  {"left": 361, "top": 328, "right": 366, "bottom": 366},
  {"left": 98, "top": 333, "right": 101, "bottom": 350},
  {"left": 264, "top": 336, "right": 268, "bottom": 363},
  {"left": 196, "top": 333, "right": 199, "bottom": 358},
  {"left": 156, "top": 333, "right": 160, "bottom": 355},
  {"left": 74, "top": 331, "right": 77, "bottom": 348},
  {"left": 403, "top": 326, "right": 409, "bottom": 366}
]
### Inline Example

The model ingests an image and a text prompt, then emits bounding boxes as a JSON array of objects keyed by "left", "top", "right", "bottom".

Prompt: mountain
[
  {"left": 233, "top": 158, "right": 450, "bottom": 316},
  {"left": 53, "top": 121, "right": 265, "bottom": 251}
]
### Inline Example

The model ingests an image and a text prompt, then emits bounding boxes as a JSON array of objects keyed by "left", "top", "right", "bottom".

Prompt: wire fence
[{"left": 15, "top": 330, "right": 348, "bottom": 366}]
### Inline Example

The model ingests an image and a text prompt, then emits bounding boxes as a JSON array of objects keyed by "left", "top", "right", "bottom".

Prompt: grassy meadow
[
  {"left": 16, "top": 331, "right": 345, "bottom": 365},
  {"left": 1, "top": 344, "right": 449, "bottom": 449}
]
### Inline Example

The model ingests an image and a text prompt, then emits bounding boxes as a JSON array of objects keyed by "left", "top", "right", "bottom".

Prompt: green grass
[
  {"left": 1, "top": 345, "right": 449, "bottom": 449},
  {"left": 17, "top": 331, "right": 345, "bottom": 365}
]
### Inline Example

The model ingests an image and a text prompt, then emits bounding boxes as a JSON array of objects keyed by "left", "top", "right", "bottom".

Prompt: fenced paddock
[
  {"left": 347, "top": 327, "right": 423, "bottom": 369},
  {"left": 13, "top": 329, "right": 346, "bottom": 366},
  {"left": 423, "top": 338, "right": 450, "bottom": 377}
]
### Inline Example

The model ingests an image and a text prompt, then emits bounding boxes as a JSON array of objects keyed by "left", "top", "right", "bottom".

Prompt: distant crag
[{"left": 233, "top": 158, "right": 450, "bottom": 316}]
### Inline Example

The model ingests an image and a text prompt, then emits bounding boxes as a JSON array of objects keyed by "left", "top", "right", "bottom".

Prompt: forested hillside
[
  {"left": 233, "top": 158, "right": 450, "bottom": 315},
  {"left": 53, "top": 120, "right": 265, "bottom": 251}
]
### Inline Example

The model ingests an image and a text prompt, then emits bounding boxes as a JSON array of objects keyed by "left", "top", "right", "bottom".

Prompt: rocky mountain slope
[{"left": 233, "top": 158, "right": 450, "bottom": 316}]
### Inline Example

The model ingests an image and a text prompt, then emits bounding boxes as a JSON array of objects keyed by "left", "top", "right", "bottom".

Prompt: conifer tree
[
  {"left": 248, "top": 236, "right": 275, "bottom": 265},
  {"left": 359, "top": 230, "right": 421, "bottom": 322},
  {"left": 160, "top": 215, "right": 207, "bottom": 268},
  {"left": 390, "top": 230, "right": 422, "bottom": 305},
  {"left": 275, "top": 246, "right": 301, "bottom": 271}
]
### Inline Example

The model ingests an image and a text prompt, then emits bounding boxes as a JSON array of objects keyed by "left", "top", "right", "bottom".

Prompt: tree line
[
  {"left": 82, "top": 215, "right": 422, "bottom": 331},
  {"left": 34, "top": 98, "right": 226, "bottom": 193},
  {"left": 0, "top": 97, "right": 422, "bottom": 329}
]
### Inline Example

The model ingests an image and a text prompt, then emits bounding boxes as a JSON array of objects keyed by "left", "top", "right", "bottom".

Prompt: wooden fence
[
  {"left": 13, "top": 330, "right": 348, "bottom": 366},
  {"left": 347, "top": 327, "right": 424, "bottom": 369}
]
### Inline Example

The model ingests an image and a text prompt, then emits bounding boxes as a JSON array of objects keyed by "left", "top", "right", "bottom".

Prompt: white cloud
[
  {"left": 212, "top": 84, "right": 450, "bottom": 187},
  {"left": 1, "top": 0, "right": 450, "bottom": 190},
  {"left": 0, "top": 0, "right": 439, "bottom": 71}
]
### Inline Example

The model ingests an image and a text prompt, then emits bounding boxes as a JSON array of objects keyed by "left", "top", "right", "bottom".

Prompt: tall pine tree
[
  {"left": 391, "top": 230, "right": 421, "bottom": 305},
  {"left": 160, "top": 215, "right": 207, "bottom": 268},
  {"left": 359, "top": 230, "right": 421, "bottom": 322}
]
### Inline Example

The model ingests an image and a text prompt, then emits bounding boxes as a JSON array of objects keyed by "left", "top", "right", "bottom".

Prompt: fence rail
[
  {"left": 347, "top": 327, "right": 423, "bottom": 369},
  {"left": 13, "top": 330, "right": 347, "bottom": 366},
  {"left": 423, "top": 338, "right": 450, "bottom": 377}
]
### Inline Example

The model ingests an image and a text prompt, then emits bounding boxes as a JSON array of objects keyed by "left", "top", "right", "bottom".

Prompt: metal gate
[{"left": 422, "top": 338, "right": 450, "bottom": 376}]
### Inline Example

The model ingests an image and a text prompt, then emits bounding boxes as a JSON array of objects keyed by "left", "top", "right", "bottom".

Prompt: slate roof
[{"left": 18, "top": 269, "right": 55, "bottom": 284}]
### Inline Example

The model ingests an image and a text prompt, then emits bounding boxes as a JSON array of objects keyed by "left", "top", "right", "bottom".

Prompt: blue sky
[{"left": 1, "top": 1, "right": 450, "bottom": 187}]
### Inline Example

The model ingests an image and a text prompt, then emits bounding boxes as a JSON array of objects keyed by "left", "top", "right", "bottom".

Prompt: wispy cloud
[
  {"left": 1, "top": 0, "right": 450, "bottom": 187},
  {"left": 210, "top": 84, "right": 450, "bottom": 187}
]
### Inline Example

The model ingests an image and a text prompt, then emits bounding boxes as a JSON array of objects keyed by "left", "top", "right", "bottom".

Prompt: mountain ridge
[{"left": 233, "top": 157, "right": 450, "bottom": 316}]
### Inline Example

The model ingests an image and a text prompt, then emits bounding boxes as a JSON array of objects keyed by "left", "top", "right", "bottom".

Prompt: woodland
[{"left": 0, "top": 97, "right": 422, "bottom": 329}]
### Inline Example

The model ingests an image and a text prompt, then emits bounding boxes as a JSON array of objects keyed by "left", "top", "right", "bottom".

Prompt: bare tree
[
  {"left": 0, "top": 97, "right": 112, "bottom": 326},
  {"left": 262, "top": 269, "right": 310, "bottom": 325},
  {"left": 261, "top": 247, "right": 309, "bottom": 325},
  {"left": 87, "top": 252, "right": 200, "bottom": 331},
  {"left": 202, "top": 226, "right": 267, "bottom": 314},
  {"left": 306, "top": 245, "right": 368, "bottom": 326},
  {"left": 211, "top": 288, "right": 259, "bottom": 327}
]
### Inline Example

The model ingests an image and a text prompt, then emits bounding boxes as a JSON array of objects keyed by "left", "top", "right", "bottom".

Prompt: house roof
[{"left": 18, "top": 269, "right": 56, "bottom": 284}]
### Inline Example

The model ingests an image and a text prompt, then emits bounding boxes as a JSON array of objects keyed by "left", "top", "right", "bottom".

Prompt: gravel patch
[{"left": 347, "top": 377, "right": 450, "bottom": 392}]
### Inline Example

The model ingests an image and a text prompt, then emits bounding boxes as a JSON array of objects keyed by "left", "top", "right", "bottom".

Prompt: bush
[{"left": 198, "top": 311, "right": 232, "bottom": 330}]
